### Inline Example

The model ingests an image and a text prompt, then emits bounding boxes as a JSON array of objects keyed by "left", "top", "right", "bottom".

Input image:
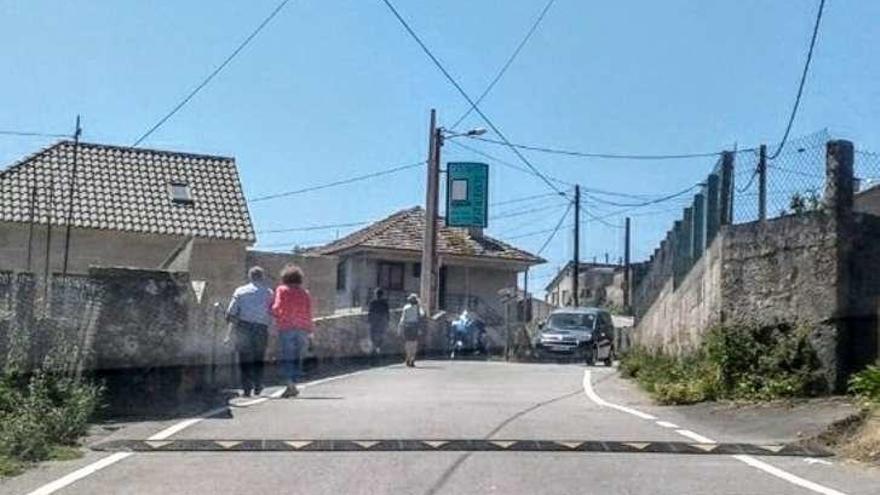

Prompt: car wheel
[
  {"left": 604, "top": 350, "right": 614, "bottom": 367},
  {"left": 584, "top": 346, "right": 596, "bottom": 366}
]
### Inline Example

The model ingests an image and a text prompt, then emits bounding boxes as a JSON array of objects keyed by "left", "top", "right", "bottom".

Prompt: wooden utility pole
[
  {"left": 758, "top": 144, "right": 767, "bottom": 221},
  {"left": 62, "top": 115, "right": 82, "bottom": 277},
  {"left": 420, "top": 109, "right": 440, "bottom": 316},
  {"left": 572, "top": 185, "right": 580, "bottom": 307},
  {"left": 624, "top": 217, "right": 631, "bottom": 311},
  {"left": 26, "top": 185, "right": 37, "bottom": 271}
]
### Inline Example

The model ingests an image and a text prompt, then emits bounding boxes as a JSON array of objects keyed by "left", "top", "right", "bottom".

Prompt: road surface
[{"left": 6, "top": 361, "right": 880, "bottom": 494}]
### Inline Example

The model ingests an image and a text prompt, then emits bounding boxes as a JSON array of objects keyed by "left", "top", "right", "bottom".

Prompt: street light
[{"left": 421, "top": 112, "right": 487, "bottom": 316}]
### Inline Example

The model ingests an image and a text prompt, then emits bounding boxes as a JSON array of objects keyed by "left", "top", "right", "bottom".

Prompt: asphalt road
[{"left": 6, "top": 361, "right": 880, "bottom": 495}]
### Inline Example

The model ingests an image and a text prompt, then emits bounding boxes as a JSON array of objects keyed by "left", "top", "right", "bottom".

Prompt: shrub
[
  {"left": 619, "top": 322, "right": 823, "bottom": 404},
  {"left": 849, "top": 364, "right": 880, "bottom": 403},
  {"left": 0, "top": 370, "right": 101, "bottom": 466}
]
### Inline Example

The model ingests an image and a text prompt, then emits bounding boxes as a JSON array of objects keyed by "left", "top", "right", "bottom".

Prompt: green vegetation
[
  {"left": 619, "top": 323, "right": 825, "bottom": 404},
  {"left": 0, "top": 369, "right": 101, "bottom": 476},
  {"left": 849, "top": 363, "right": 880, "bottom": 404}
]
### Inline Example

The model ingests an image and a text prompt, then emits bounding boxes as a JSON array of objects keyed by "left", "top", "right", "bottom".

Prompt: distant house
[
  {"left": 544, "top": 261, "right": 648, "bottom": 311},
  {"left": 308, "top": 206, "right": 544, "bottom": 321},
  {"left": 0, "top": 141, "right": 255, "bottom": 305}
]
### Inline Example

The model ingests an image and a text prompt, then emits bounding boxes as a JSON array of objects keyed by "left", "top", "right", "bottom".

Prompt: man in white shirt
[{"left": 225, "top": 267, "right": 273, "bottom": 397}]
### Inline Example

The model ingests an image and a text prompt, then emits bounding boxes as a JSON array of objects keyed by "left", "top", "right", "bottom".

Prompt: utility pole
[
  {"left": 758, "top": 144, "right": 767, "bottom": 221},
  {"left": 26, "top": 185, "right": 37, "bottom": 271},
  {"left": 572, "top": 185, "right": 580, "bottom": 307},
  {"left": 62, "top": 116, "right": 82, "bottom": 277},
  {"left": 624, "top": 217, "right": 631, "bottom": 312},
  {"left": 420, "top": 109, "right": 440, "bottom": 316}
]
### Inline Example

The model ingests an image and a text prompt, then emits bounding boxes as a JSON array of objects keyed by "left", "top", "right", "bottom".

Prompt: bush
[
  {"left": 0, "top": 370, "right": 101, "bottom": 466},
  {"left": 619, "top": 322, "right": 824, "bottom": 404},
  {"left": 849, "top": 364, "right": 880, "bottom": 403}
]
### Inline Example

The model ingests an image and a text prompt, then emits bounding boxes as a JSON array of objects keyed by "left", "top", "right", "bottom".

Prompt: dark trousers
[{"left": 235, "top": 321, "right": 268, "bottom": 392}]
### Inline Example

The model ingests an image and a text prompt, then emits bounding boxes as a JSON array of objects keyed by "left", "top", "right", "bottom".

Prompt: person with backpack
[{"left": 398, "top": 293, "right": 425, "bottom": 367}]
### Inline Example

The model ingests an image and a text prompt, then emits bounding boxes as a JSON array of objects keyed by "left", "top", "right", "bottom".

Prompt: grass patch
[
  {"left": 48, "top": 445, "right": 84, "bottom": 462},
  {"left": 620, "top": 323, "right": 825, "bottom": 404},
  {"left": 0, "top": 454, "right": 26, "bottom": 478},
  {"left": 0, "top": 369, "right": 101, "bottom": 477}
]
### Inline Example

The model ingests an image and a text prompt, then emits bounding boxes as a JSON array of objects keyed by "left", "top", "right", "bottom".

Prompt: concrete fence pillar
[
  {"left": 692, "top": 193, "right": 706, "bottom": 260},
  {"left": 825, "top": 140, "right": 855, "bottom": 219},
  {"left": 719, "top": 151, "right": 734, "bottom": 226},
  {"left": 706, "top": 173, "right": 720, "bottom": 243}
]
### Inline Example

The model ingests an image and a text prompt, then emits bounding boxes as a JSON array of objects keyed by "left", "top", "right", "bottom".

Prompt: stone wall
[{"left": 635, "top": 233, "right": 723, "bottom": 354}]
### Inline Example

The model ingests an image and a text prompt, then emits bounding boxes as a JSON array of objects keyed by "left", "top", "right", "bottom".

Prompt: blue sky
[{"left": 2, "top": 0, "right": 878, "bottom": 290}]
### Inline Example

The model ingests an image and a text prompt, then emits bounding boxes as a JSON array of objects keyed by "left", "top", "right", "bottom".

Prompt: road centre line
[
  {"left": 26, "top": 366, "right": 383, "bottom": 495},
  {"left": 581, "top": 370, "right": 849, "bottom": 495}
]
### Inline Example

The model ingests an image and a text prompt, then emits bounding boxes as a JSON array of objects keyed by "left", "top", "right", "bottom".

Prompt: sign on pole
[{"left": 446, "top": 162, "right": 489, "bottom": 227}]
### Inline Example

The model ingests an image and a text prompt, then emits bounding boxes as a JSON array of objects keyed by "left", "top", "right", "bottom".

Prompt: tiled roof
[
  {"left": 311, "top": 207, "right": 544, "bottom": 265},
  {"left": 0, "top": 141, "right": 255, "bottom": 242}
]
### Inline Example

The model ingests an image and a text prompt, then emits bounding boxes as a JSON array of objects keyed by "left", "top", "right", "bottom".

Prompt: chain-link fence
[{"left": 732, "top": 130, "right": 830, "bottom": 223}]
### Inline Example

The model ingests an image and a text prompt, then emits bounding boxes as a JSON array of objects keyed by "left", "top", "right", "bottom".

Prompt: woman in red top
[{"left": 272, "top": 265, "right": 315, "bottom": 398}]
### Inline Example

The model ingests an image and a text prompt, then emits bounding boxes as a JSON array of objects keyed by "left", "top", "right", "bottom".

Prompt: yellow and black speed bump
[{"left": 92, "top": 439, "right": 833, "bottom": 457}]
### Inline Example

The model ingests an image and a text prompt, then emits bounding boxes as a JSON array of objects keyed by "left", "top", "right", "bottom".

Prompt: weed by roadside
[
  {"left": 849, "top": 364, "right": 880, "bottom": 404},
  {"left": 0, "top": 369, "right": 101, "bottom": 476},
  {"left": 619, "top": 323, "right": 825, "bottom": 405}
]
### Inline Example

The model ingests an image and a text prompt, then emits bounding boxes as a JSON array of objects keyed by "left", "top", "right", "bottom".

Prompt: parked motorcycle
[{"left": 448, "top": 310, "right": 489, "bottom": 359}]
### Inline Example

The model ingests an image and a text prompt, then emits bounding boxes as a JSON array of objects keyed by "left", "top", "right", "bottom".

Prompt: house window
[
  {"left": 377, "top": 262, "right": 404, "bottom": 291},
  {"left": 336, "top": 260, "right": 347, "bottom": 291},
  {"left": 412, "top": 262, "right": 421, "bottom": 278},
  {"left": 169, "top": 181, "right": 193, "bottom": 204}
]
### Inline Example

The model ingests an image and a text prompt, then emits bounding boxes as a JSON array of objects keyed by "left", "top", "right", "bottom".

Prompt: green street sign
[{"left": 446, "top": 162, "right": 489, "bottom": 227}]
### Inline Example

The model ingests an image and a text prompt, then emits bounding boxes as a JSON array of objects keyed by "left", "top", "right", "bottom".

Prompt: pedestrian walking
[
  {"left": 271, "top": 265, "right": 315, "bottom": 398},
  {"left": 398, "top": 293, "right": 424, "bottom": 367},
  {"left": 225, "top": 266, "right": 273, "bottom": 397},
  {"left": 367, "top": 289, "right": 390, "bottom": 355}
]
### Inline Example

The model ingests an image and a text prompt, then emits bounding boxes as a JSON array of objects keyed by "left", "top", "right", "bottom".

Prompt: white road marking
[
  {"left": 656, "top": 420, "right": 679, "bottom": 428},
  {"left": 733, "top": 455, "right": 847, "bottom": 495},
  {"left": 675, "top": 429, "right": 716, "bottom": 444},
  {"left": 581, "top": 370, "right": 850, "bottom": 495},
  {"left": 26, "top": 366, "right": 386, "bottom": 495},
  {"left": 24, "top": 453, "right": 133, "bottom": 495},
  {"left": 581, "top": 370, "right": 656, "bottom": 420},
  {"left": 804, "top": 458, "right": 834, "bottom": 466}
]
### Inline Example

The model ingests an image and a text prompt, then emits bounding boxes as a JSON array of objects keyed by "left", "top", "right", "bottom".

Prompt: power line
[
  {"left": 578, "top": 204, "right": 623, "bottom": 229},
  {"left": 490, "top": 192, "right": 561, "bottom": 207},
  {"left": 450, "top": 0, "right": 557, "bottom": 130},
  {"left": 583, "top": 184, "right": 700, "bottom": 208},
  {"left": 447, "top": 138, "right": 572, "bottom": 186},
  {"left": 132, "top": 0, "right": 293, "bottom": 146},
  {"left": 249, "top": 160, "right": 424, "bottom": 203},
  {"left": 492, "top": 202, "right": 570, "bottom": 221},
  {"left": 467, "top": 135, "right": 737, "bottom": 160},
  {"left": 379, "top": 0, "right": 566, "bottom": 198},
  {"left": 767, "top": 0, "right": 826, "bottom": 160},
  {"left": 537, "top": 202, "right": 572, "bottom": 255},
  {"left": 0, "top": 129, "right": 70, "bottom": 139},
  {"left": 257, "top": 220, "right": 370, "bottom": 234}
]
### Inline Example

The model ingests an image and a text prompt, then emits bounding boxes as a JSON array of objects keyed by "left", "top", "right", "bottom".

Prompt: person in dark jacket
[{"left": 367, "top": 289, "right": 390, "bottom": 354}]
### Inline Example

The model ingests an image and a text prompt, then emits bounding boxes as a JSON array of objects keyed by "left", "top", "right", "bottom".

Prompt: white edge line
[
  {"left": 581, "top": 369, "right": 850, "bottom": 495},
  {"left": 581, "top": 370, "right": 656, "bottom": 420},
  {"left": 733, "top": 455, "right": 848, "bottom": 495},
  {"left": 24, "top": 453, "right": 133, "bottom": 495},
  {"left": 675, "top": 429, "right": 716, "bottom": 444},
  {"left": 656, "top": 421, "right": 680, "bottom": 428},
  {"left": 26, "top": 365, "right": 390, "bottom": 495}
]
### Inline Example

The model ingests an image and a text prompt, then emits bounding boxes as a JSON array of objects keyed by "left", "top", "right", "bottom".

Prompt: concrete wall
[
  {"left": 635, "top": 232, "right": 723, "bottom": 354},
  {"left": 0, "top": 222, "right": 247, "bottom": 309}
]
